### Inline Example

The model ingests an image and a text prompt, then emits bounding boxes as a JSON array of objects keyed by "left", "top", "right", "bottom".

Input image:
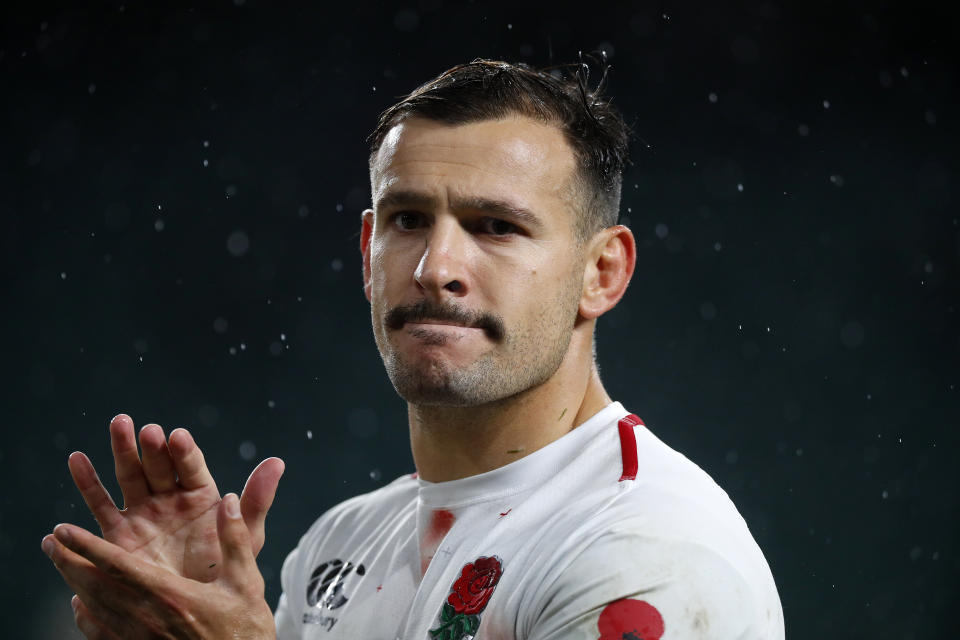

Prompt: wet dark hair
[{"left": 367, "top": 58, "right": 630, "bottom": 242}]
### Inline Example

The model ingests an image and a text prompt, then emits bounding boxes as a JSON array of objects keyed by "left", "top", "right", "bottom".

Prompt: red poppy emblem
[{"left": 597, "top": 599, "right": 665, "bottom": 640}]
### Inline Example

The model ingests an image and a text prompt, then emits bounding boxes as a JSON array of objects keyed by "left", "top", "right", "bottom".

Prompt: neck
[{"left": 409, "top": 336, "right": 611, "bottom": 482}]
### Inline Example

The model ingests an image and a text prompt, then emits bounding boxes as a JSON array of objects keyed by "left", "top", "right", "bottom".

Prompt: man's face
[{"left": 362, "top": 116, "right": 587, "bottom": 407}]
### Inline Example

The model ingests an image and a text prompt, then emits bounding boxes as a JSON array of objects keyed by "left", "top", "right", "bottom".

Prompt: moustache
[{"left": 385, "top": 300, "right": 506, "bottom": 342}]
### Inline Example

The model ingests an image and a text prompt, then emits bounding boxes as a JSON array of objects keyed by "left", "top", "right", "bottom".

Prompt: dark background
[{"left": 2, "top": 1, "right": 957, "bottom": 637}]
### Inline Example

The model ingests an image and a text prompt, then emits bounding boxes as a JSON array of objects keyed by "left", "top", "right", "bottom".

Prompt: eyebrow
[{"left": 375, "top": 189, "right": 545, "bottom": 232}]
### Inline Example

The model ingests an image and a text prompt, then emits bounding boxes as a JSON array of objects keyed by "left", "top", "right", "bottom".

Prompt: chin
[{"left": 385, "top": 354, "right": 495, "bottom": 407}]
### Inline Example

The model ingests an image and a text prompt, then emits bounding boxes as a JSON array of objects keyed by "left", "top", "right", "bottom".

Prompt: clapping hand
[{"left": 41, "top": 414, "right": 284, "bottom": 638}]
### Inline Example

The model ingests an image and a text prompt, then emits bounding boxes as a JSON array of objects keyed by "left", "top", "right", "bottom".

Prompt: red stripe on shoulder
[{"left": 617, "top": 414, "right": 642, "bottom": 481}]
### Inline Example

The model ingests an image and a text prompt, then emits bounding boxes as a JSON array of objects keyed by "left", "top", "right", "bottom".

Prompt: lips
[
  {"left": 385, "top": 301, "right": 506, "bottom": 341},
  {"left": 405, "top": 319, "right": 479, "bottom": 330}
]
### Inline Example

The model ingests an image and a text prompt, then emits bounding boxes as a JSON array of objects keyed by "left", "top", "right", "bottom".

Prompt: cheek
[{"left": 370, "top": 242, "right": 401, "bottom": 294}]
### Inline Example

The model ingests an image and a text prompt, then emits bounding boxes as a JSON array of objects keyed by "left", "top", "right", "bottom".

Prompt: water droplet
[
  {"left": 238, "top": 441, "right": 256, "bottom": 460},
  {"left": 60, "top": 271, "right": 67, "bottom": 280},
  {"left": 306, "top": 430, "right": 313, "bottom": 440},
  {"left": 267, "top": 400, "right": 275, "bottom": 408},
  {"left": 227, "top": 230, "right": 249, "bottom": 256},
  {"left": 822, "top": 99, "right": 830, "bottom": 109},
  {"left": 708, "top": 92, "right": 718, "bottom": 103},
  {"left": 154, "top": 219, "right": 165, "bottom": 231}
]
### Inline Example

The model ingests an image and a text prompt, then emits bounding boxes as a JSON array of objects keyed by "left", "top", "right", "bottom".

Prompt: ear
[
  {"left": 360, "top": 209, "right": 374, "bottom": 302},
  {"left": 579, "top": 225, "right": 636, "bottom": 319}
]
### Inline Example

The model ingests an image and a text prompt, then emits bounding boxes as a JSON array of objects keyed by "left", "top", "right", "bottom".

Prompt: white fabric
[{"left": 275, "top": 402, "right": 785, "bottom": 639}]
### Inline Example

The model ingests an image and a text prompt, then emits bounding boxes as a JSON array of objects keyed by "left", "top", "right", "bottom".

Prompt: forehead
[{"left": 370, "top": 116, "right": 577, "bottom": 209}]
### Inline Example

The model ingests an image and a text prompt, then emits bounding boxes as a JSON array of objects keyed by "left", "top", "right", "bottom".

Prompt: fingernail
[
  {"left": 41, "top": 537, "right": 54, "bottom": 557},
  {"left": 225, "top": 493, "right": 241, "bottom": 519},
  {"left": 71, "top": 595, "right": 79, "bottom": 613},
  {"left": 54, "top": 524, "right": 71, "bottom": 543}
]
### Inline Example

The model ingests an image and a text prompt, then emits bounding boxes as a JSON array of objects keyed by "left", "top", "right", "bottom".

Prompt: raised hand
[
  {"left": 43, "top": 493, "right": 276, "bottom": 640},
  {"left": 68, "top": 414, "right": 284, "bottom": 582}
]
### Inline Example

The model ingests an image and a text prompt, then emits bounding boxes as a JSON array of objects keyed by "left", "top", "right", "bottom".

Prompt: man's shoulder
[
  {"left": 300, "top": 472, "right": 418, "bottom": 541},
  {"left": 543, "top": 407, "right": 768, "bottom": 572}
]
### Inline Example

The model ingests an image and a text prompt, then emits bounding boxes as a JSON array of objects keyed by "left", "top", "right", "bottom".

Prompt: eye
[
  {"left": 479, "top": 217, "right": 519, "bottom": 236},
  {"left": 391, "top": 211, "right": 425, "bottom": 230}
]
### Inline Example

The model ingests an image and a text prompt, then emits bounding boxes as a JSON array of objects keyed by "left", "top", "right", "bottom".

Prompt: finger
[
  {"left": 73, "top": 595, "right": 121, "bottom": 640},
  {"left": 217, "top": 493, "right": 262, "bottom": 591},
  {"left": 240, "top": 457, "right": 285, "bottom": 556},
  {"left": 168, "top": 428, "right": 217, "bottom": 491},
  {"left": 138, "top": 424, "right": 178, "bottom": 493},
  {"left": 42, "top": 534, "right": 134, "bottom": 632},
  {"left": 68, "top": 452, "right": 124, "bottom": 533},
  {"left": 50, "top": 524, "right": 165, "bottom": 593},
  {"left": 109, "top": 414, "right": 150, "bottom": 506}
]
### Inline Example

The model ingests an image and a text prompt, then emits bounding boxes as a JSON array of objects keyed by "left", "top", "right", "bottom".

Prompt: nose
[{"left": 414, "top": 218, "right": 469, "bottom": 298}]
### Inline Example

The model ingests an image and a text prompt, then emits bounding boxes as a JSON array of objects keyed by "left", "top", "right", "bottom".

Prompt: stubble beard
[{"left": 378, "top": 275, "right": 582, "bottom": 408}]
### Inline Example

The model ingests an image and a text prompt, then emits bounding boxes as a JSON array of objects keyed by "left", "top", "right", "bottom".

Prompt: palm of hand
[
  {"left": 106, "top": 485, "right": 224, "bottom": 582},
  {"left": 69, "top": 415, "right": 282, "bottom": 584}
]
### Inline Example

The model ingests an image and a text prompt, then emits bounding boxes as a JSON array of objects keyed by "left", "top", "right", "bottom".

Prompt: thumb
[
  {"left": 240, "top": 457, "right": 285, "bottom": 557},
  {"left": 217, "top": 493, "right": 261, "bottom": 589}
]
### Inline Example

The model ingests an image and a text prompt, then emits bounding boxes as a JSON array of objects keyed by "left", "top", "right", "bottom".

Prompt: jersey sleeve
[
  {"left": 525, "top": 526, "right": 780, "bottom": 640},
  {"left": 273, "top": 545, "right": 302, "bottom": 640}
]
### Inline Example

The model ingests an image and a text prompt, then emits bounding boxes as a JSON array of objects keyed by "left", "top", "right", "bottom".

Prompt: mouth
[
  {"left": 385, "top": 302, "right": 506, "bottom": 341},
  {"left": 404, "top": 318, "right": 479, "bottom": 330}
]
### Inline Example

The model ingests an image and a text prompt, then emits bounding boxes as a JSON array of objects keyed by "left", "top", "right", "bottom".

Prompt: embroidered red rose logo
[
  {"left": 448, "top": 555, "right": 503, "bottom": 615},
  {"left": 597, "top": 599, "right": 665, "bottom": 640},
  {"left": 430, "top": 556, "right": 503, "bottom": 640}
]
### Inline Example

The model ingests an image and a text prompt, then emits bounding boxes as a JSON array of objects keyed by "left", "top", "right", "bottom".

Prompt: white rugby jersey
[{"left": 275, "top": 402, "right": 785, "bottom": 639}]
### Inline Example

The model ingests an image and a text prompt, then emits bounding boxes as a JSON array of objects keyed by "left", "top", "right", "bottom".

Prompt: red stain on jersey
[
  {"left": 499, "top": 508, "right": 512, "bottom": 517},
  {"left": 617, "top": 415, "right": 643, "bottom": 481},
  {"left": 597, "top": 599, "right": 664, "bottom": 640},
  {"left": 420, "top": 509, "right": 457, "bottom": 575},
  {"left": 427, "top": 509, "right": 456, "bottom": 542}
]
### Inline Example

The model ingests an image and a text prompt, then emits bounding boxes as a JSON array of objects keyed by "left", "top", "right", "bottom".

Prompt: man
[{"left": 43, "top": 60, "right": 785, "bottom": 639}]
